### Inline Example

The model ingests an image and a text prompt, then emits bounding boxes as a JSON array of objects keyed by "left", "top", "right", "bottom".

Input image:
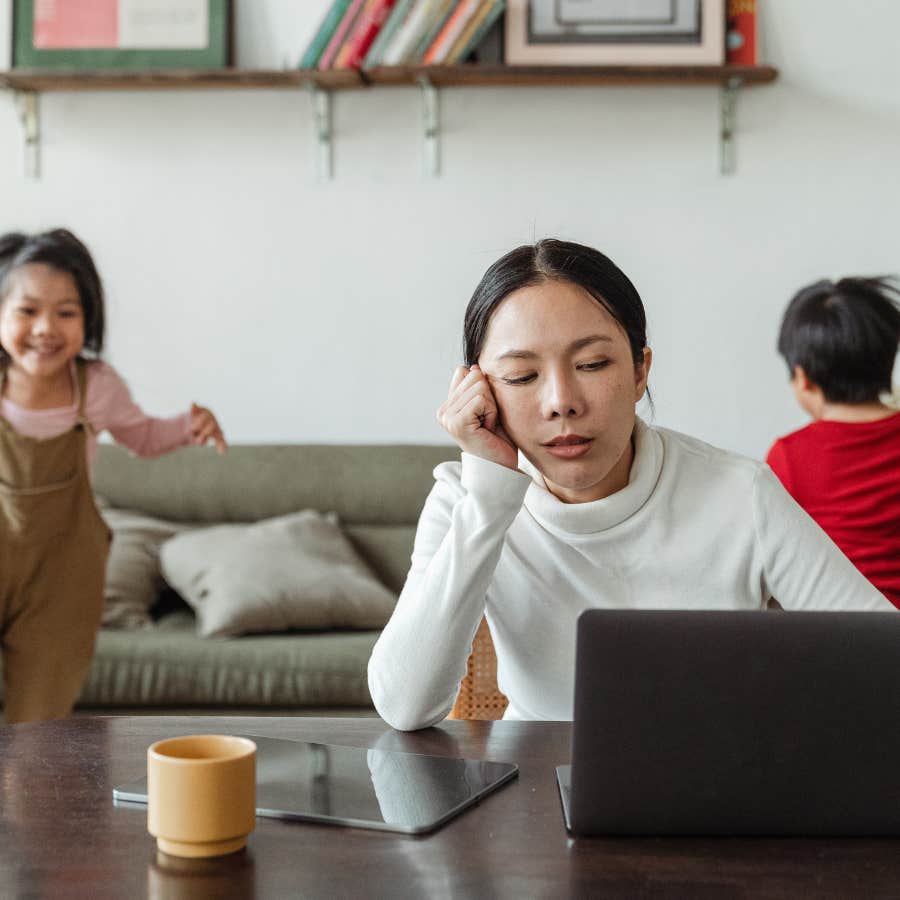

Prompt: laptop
[
  {"left": 114, "top": 734, "right": 517, "bottom": 835},
  {"left": 557, "top": 609, "right": 900, "bottom": 836}
]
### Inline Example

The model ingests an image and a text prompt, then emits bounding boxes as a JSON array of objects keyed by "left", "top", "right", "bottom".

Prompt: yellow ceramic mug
[{"left": 147, "top": 735, "right": 257, "bottom": 858}]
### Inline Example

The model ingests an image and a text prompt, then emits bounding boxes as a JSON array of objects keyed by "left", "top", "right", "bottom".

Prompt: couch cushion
[
  {"left": 74, "top": 611, "right": 379, "bottom": 708},
  {"left": 159, "top": 511, "right": 398, "bottom": 638},
  {"left": 98, "top": 506, "right": 187, "bottom": 629},
  {"left": 92, "top": 444, "right": 458, "bottom": 526},
  {"left": 344, "top": 524, "right": 416, "bottom": 595}
]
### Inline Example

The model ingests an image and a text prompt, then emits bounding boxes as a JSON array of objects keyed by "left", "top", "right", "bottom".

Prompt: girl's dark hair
[
  {"left": 464, "top": 238, "right": 649, "bottom": 370},
  {"left": 777, "top": 276, "right": 900, "bottom": 404},
  {"left": 0, "top": 228, "right": 105, "bottom": 359}
]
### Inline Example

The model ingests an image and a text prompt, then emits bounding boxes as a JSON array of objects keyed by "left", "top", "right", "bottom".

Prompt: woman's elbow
[{"left": 367, "top": 667, "right": 452, "bottom": 732}]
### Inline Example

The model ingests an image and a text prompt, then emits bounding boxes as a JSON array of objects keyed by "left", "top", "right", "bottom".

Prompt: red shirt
[{"left": 766, "top": 412, "right": 900, "bottom": 608}]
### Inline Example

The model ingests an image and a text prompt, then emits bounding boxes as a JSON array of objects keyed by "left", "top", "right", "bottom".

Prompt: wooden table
[{"left": 1, "top": 717, "right": 899, "bottom": 899}]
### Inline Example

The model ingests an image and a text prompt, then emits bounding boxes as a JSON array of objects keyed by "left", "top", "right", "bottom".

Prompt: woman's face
[{"left": 478, "top": 278, "right": 651, "bottom": 504}]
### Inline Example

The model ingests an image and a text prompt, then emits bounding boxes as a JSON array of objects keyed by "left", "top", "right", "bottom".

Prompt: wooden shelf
[
  {"left": 0, "top": 63, "right": 778, "bottom": 93},
  {"left": 365, "top": 63, "right": 778, "bottom": 88},
  {"left": 0, "top": 63, "right": 778, "bottom": 180},
  {"left": 0, "top": 68, "right": 361, "bottom": 92}
]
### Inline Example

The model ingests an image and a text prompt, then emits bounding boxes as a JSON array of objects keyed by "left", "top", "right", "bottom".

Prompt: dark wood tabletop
[{"left": 1, "top": 716, "right": 898, "bottom": 899}]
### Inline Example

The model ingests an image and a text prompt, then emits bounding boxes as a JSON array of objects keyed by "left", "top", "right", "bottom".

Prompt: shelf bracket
[
  {"left": 15, "top": 91, "right": 41, "bottom": 179},
  {"left": 719, "top": 76, "right": 742, "bottom": 176},
  {"left": 306, "top": 82, "right": 333, "bottom": 181},
  {"left": 418, "top": 76, "right": 440, "bottom": 177}
]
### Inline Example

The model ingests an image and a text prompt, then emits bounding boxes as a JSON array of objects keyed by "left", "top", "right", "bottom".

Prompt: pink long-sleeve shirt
[{"left": 0, "top": 360, "right": 192, "bottom": 464}]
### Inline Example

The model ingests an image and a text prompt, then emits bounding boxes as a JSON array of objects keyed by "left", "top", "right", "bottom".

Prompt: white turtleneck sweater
[{"left": 368, "top": 419, "right": 893, "bottom": 731}]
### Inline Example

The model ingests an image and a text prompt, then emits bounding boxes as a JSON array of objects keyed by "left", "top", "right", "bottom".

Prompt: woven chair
[{"left": 448, "top": 616, "right": 509, "bottom": 720}]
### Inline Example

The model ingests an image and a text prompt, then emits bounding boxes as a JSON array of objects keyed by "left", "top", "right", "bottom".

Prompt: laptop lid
[{"left": 564, "top": 609, "right": 900, "bottom": 836}]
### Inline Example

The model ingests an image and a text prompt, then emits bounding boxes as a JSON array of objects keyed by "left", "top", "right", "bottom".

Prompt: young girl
[
  {"left": 368, "top": 239, "right": 894, "bottom": 732},
  {"left": 0, "top": 228, "right": 226, "bottom": 724}
]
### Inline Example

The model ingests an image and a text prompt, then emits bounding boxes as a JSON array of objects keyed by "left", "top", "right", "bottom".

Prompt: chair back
[{"left": 448, "top": 617, "right": 509, "bottom": 720}]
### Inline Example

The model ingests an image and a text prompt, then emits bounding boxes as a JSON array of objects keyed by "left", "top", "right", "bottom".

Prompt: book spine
[
  {"left": 362, "top": 0, "right": 415, "bottom": 69},
  {"left": 446, "top": 0, "right": 500, "bottom": 64},
  {"left": 422, "top": 0, "right": 480, "bottom": 65},
  {"left": 337, "top": 0, "right": 398, "bottom": 70},
  {"left": 382, "top": 0, "right": 441, "bottom": 66},
  {"left": 726, "top": 0, "right": 756, "bottom": 65},
  {"left": 407, "top": 0, "right": 457, "bottom": 63},
  {"left": 299, "top": 0, "right": 353, "bottom": 69},
  {"left": 318, "top": 0, "right": 367, "bottom": 70}
]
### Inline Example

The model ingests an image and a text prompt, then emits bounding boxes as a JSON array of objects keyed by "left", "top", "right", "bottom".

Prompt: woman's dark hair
[
  {"left": 0, "top": 228, "right": 105, "bottom": 359},
  {"left": 777, "top": 276, "right": 900, "bottom": 404},
  {"left": 464, "top": 238, "right": 650, "bottom": 390}
]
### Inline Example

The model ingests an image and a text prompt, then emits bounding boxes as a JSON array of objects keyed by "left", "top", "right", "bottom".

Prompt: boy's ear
[{"left": 791, "top": 365, "right": 815, "bottom": 392}]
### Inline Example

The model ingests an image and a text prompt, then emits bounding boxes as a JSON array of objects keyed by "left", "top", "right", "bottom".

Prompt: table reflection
[{"left": 148, "top": 848, "right": 256, "bottom": 900}]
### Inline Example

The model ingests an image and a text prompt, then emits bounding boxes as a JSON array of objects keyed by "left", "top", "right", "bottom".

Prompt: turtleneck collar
[{"left": 517, "top": 417, "right": 664, "bottom": 536}]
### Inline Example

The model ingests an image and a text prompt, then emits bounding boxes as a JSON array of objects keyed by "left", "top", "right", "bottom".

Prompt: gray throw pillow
[
  {"left": 158, "top": 510, "right": 398, "bottom": 638},
  {"left": 98, "top": 505, "right": 186, "bottom": 629}
]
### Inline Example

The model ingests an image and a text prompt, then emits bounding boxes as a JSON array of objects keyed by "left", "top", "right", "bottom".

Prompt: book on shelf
[
  {"left": 726, "top": 0, "right": 756, "bottom": 65},
  {"left": 446, "top": 0, "right": 505, "bottom": 64},
  {"left": 466, "top": 10, "right": 504, "bottom": 63},
  {"left": 299, "top": 0, "right": 353, "bottom": 69},
  {"left": 334, "top": 0, "right": 398, "bottom": 69},
  {"left": 317, "top": 0, "right": 367, "bottom": 70},
  {"left": 407, "top": 0, "right": 458, "bottom": 63},
  {"left": 422, "top": 0, "right": 482, "bottom": 65},
  {"left": 381, "top": 0, "right": 451, "bottom": 66},
  {"left": 362, "top": 0, "right": 416, "bottom": 68}
]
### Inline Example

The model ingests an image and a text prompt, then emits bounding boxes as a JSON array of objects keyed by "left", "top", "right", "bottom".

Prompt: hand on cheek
[{"left": 436, "top": 365, "right": 519, "bottom": 471}]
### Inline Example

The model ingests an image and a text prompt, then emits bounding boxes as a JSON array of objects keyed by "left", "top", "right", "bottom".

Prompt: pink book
[
  {"left": 336, "top": 0, "right": 398, "bottom": 70},
  {"left": 318, "top": 0, "right": 368, "bottom": 71}
]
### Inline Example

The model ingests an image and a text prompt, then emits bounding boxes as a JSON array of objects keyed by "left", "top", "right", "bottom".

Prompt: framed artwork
[
  {"left": 0, "top": 0, "right": 11, "bottom": 70},
  {"left": 505, "top": 0, "right": 725, "bottom": 65},
  {"left": 12, "top": 0, "right": 232, "bottom": 69}
]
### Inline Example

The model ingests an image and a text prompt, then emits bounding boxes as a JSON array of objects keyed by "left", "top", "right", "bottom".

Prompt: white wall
[{"left": 1, "top": 1, "right": 898, "bottom": 458}]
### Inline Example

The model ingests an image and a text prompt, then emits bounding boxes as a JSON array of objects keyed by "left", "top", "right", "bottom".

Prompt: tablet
[{"left": 112, "top": 733, "right": 518, "bottom": 835}]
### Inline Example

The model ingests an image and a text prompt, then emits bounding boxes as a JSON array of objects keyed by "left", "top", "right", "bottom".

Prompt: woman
[{"left": 368, "top": 240, "right": 893, "bottom": 731}]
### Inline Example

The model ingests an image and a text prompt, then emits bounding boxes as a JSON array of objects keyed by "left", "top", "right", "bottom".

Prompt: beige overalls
[{"left": 0, "top": 360, "right": 110, "bottom": 723}]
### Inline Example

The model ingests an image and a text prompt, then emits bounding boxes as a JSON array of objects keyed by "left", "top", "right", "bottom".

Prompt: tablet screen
[{"left": 113, "top": 733, "right": 518, "bottom": 834}]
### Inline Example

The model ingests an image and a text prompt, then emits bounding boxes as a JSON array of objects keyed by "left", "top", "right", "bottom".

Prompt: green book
[
  {"left": 299, "top": 0, "right": 354, "bottom": 69},
  {"left": 362, "top": 0, "right": 416, "bottom": 69},
  {"left": 451, "top": 0, "right": 505, "bottom": 63}
]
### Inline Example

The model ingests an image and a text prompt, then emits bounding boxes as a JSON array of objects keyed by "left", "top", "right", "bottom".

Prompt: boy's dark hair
[
  {"left": 0, "top": 228, "right": 105, "bottom": 359},
  {"left": 777, "top": 276, "right": 900, "bottom": 404}
]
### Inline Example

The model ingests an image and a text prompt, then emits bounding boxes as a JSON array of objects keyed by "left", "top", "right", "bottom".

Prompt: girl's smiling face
[
  {"left": 0, "top": 263, "right": 85, "bottom": 380},
  {"left": 479, "top": 278, "right": 651, "bottom": 504}
]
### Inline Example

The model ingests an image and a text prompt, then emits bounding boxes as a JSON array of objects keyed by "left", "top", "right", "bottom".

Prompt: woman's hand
[
  {"left": 437, "top": 365, "right": 518, "bottom": 470},
  {"left": 190, "top": 402, "right": 228, "bottom": 455}
]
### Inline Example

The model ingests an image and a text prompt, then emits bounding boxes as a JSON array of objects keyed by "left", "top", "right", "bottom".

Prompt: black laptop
[{"left": 557, "top": 609, "right": 900, "bottom": 836}]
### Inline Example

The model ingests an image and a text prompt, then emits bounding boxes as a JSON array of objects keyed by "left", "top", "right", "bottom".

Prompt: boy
[{"left": 767, "top": 276, "right": 900, "bottom": 607}]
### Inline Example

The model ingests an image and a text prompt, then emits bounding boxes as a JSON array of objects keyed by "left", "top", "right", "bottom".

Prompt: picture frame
[
  {"left": 529, "top": 0, "right": 702, "bottom": 43},
  {"left": 12, "top": 0, "right": 233, "bottom": 70},
  {"left": 0, "top": 0, "right": 11, "bottom": 70},
  {"left": 505, "top": 0, "right": 725, "bottom": 65}
]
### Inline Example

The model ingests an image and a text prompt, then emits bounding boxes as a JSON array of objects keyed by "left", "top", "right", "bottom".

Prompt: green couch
[{"left": 77, "top": 443, "right": 458, "bottom": 715}]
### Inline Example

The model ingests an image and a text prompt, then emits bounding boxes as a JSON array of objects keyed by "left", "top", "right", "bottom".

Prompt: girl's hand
[
  {"left": 190, "top": 403, "right": 228, "bottom": 455},
  {"left": 437, "top": 365, "right": 518, "bottom": 470}
]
